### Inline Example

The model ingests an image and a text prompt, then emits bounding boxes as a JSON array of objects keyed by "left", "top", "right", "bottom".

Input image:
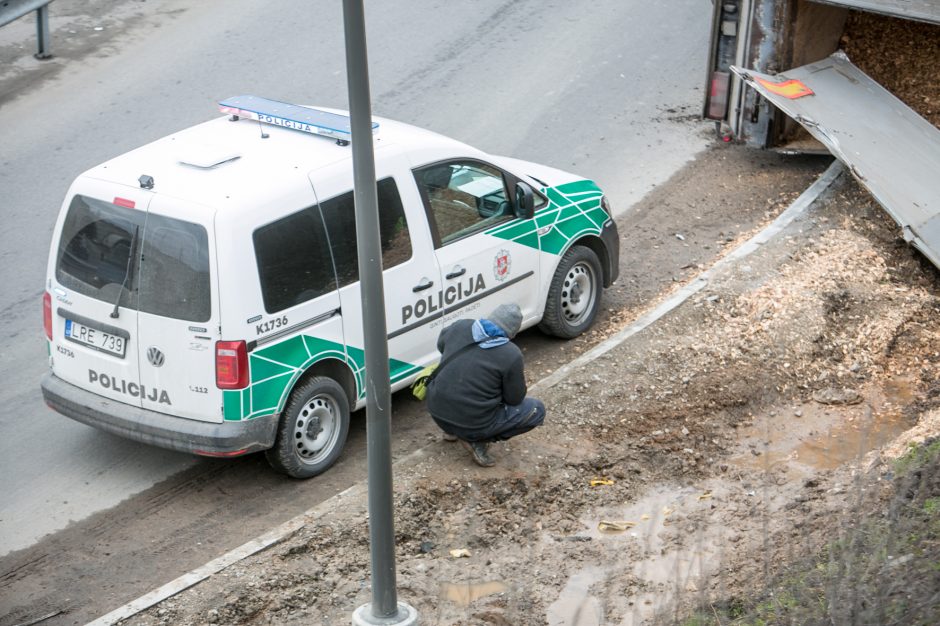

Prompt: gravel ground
[{"left": 108, "top": 154, "right": 940, "bottom": 625}]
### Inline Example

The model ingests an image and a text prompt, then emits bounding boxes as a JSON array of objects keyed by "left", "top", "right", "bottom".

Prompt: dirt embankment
[{"left": 115, "top": 155, "right": 940, "bottom": 625}]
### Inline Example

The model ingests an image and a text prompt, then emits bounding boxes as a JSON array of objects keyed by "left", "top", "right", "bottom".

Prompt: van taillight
[
  {"left": 216, "top": 340, "right": 248, "bottom": 389},
  {"left": 43, "top": 292, "right": 52, "bottom": 340},
  {"left": 707, "top": 71, "right": 730, "bottom": 120}
]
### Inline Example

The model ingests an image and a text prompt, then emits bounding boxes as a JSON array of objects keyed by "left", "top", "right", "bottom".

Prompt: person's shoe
[
  {"left": 460, "top": 440, "right": 495, "bottom": 467},
  {"left": 442, "top": 432, "right": 458, "bottom": 442}
]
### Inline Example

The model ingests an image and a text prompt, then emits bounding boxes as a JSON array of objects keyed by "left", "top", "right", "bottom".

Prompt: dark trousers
[{"left": 437, "top": 397, "right": 546, "bottom": 443}]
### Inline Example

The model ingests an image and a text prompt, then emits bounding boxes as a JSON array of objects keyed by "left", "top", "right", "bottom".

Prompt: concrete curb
[
  {"left": 87, "top": 449, "right": 431, "bottom": 626},
  {"left": 87, "top": 160, "right": 845, "bottom": 626}
]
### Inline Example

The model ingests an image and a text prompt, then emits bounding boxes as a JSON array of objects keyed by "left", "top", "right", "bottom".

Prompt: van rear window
[{"left": 56, "top": 195, "right": 211, "bottom": 322}]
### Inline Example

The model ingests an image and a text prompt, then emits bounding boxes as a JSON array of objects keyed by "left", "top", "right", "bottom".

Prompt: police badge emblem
[{"left": 493, "top": 249, "right": 511, "bottom": 282}]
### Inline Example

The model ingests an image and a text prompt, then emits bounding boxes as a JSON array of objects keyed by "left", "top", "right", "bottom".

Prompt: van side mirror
[{"left": 514, "top": 181, "right": 535, "bottom": 220}]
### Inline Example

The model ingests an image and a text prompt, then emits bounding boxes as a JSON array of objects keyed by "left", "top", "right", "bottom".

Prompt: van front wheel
[
  {"left": 266, "top": 376, "right": 350, "bottom": 479},
  {"left": 538, "top": 245, "right": 602, "bottom": 339}
]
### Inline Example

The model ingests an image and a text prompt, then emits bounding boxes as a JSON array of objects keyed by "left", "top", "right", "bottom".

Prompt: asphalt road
[{"left": 0, "top": 0, "right": 711, "bottom": 622}]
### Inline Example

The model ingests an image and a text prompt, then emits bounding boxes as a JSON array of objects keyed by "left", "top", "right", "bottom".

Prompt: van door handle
[
  {"left": 412, "top": 278, "right": 434, "bottom": 292},
  {"left": 445, "top": 266, "right": 466, "bottom": 280}
]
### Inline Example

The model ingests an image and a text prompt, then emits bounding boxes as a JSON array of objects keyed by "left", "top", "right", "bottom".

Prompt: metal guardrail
[{"left": 0, "top": 0, "right": 54, "bottom": 59}]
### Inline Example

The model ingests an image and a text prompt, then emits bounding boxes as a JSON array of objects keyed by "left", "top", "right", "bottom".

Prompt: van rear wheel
[{"left": 266, "top": 376, "right": 350, "bottom": 479}]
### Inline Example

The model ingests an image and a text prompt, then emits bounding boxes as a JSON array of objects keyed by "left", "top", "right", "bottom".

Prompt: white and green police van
[{"left": 41, "top": 96, "right": 619, "bottom": 478}]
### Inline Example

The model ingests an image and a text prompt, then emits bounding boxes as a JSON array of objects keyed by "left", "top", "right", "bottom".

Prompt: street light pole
[{"left": 342, "top": 1, "right": 418, "bottom": 625}]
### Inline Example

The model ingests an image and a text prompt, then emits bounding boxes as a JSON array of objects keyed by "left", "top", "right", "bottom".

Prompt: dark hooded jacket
[{"left": 426, "top": 319, "right": 527, "bottom": 435}]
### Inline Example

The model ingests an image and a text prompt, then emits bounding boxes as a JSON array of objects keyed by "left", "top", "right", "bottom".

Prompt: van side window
[
  {"left": 319, "top": 177, "right": 412, "bottom": 287},
  {"left": 254, "top": 209, "right": 336, "bottom": 314},
  {"left": 413, "top": 161, "right": 513, "bottom": 246}
]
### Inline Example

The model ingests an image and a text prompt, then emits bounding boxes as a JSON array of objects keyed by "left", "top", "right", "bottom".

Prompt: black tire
[
  {"left": 265, "top": 376, "right": 350, "bottom": 479},
  {"left": 538, "top": 245, "right": 603, "bottom": 339}
]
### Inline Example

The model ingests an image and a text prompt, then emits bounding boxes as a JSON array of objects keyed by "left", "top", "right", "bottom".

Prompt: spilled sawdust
[
  {"left": 841, "top": 11, "right": 940, "bottom": 128},
  {"left": 128, "top": 180, "right": 940, "bottom": 625}
]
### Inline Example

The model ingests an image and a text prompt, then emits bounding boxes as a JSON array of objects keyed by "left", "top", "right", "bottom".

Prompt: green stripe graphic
[
  {"left": 486, "top": 179, "right": 605, "bottom": 254},
  {"left": 223, "top": 334, "right": 423, "bottom": 421}
]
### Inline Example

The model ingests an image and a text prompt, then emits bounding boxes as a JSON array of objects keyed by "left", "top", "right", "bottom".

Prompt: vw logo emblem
[{"left": 147, "top": 346, "right": 165, "bottom": 368}]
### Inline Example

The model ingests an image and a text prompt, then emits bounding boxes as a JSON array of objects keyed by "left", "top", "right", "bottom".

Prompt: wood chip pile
[
  {"left": 840, "top": 11, "right": 940, "bottom": 128},
  {"left": 603, "top": 182, "right": 940, "bottom": 417},
  {"left": 699, "top": 224, "right": 934, "bottom": 389}
]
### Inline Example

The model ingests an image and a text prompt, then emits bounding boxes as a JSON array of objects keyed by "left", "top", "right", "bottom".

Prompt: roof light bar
[{"left": 218, "top": 95, "right": 378, "bottom": 144}]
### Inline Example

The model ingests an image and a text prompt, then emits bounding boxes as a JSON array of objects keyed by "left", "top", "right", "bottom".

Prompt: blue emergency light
[{"left": 218, "top": 95, "right": 378, "bottom": 145}]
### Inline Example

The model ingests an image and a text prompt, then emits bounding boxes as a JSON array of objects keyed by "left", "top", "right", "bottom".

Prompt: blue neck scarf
[{"left": 472, "top": 319, "right": 509, "bottom": 349}]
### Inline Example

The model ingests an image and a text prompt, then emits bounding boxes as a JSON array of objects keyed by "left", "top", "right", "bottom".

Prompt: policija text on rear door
[{"left": 134, "top": 195, "right": 219, "bottom": 420}]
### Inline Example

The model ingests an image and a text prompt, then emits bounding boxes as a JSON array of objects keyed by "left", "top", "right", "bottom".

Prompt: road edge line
[{"left": 87, "top": 159, "right": 844, "bottom": 626}]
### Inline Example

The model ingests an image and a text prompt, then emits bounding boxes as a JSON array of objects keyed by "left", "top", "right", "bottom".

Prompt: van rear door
[
  {"left": 50, "top": 180, "right": 148, "bottom": 408},
  {"left": 733, "top": 52, "right": 940, "bottom": 267},
  {"left": 135, "top": 195, "right": 220, "bottom": 421}
]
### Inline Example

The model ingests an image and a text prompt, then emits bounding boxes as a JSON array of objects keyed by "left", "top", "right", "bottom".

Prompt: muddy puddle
[
  {"left": 547, "top": 566, "right": 606, "bottom": 625},
  {"left": 546, "top": 485, "right": 727, "bottom": 625},
  {"left": 439, "top": 580, "right": 508, "bottom": 606},
  {"left": 730, "top": 376, "right": 918, "bottom": 476},
  {"left": 543, "top": 377, "right": 921, "bottom": 625}
]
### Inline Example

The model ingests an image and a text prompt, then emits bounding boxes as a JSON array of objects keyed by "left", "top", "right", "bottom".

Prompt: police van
[{"left": 41, "top": 96, "right": 620, "bottom": 478}]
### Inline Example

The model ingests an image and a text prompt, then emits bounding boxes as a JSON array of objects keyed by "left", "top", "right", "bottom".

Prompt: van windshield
[{"left": 56, "top": 195, "right": 211, "bottom": 322}]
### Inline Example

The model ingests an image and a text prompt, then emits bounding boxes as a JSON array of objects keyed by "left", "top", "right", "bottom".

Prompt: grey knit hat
[{"left": 488, "top": 303, "right": 522, "bottom": 338}]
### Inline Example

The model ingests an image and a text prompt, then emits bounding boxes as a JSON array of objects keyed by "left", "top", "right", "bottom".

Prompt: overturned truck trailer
[{"left": 704, "top": 0, "right": 940, "bottom": 266}]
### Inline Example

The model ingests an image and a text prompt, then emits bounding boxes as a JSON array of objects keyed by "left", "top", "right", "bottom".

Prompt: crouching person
[{"left": 427, "top": 303, "right": 546, "bottom": 467}]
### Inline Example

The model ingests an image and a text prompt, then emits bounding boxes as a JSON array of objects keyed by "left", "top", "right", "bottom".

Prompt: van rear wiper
[{"left": 110, "top": 225, "right": 139, "bottom": 319}]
